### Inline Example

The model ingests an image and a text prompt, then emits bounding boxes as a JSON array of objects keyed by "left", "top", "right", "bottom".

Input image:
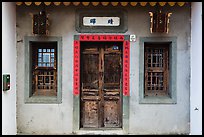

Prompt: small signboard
[{"left": 130, "top": 34, "right": 136, "bottom": 42}]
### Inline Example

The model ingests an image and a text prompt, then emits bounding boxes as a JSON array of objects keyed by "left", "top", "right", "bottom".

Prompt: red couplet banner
[
  {"left": 73, "top": 40, "right": 80, "bottom": 95},
  {"left": 73, "top": 35, "right": 130, "bottom": 96},
  {"left": 80, "top": 35, "right": 124, "bottom": 41},
  {"left": 123, "top": 40, "right": 130, "bottom": 96}
]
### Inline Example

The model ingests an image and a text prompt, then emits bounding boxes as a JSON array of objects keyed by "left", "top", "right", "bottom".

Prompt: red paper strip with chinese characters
[
  {"left": 73, "top": 40, "right": 80, "bottom": 95},
  {"left": 123, "top": 40, "right": 130, "bottom": 96},
  {"left": 73, "top": 35, "right": 130, "bottom": 96},
  {"left": 80, "top": 35, "right": 124, "bottom": 41}
]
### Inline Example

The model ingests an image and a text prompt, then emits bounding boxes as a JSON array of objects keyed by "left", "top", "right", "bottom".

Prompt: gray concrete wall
[
  {"left": 2, "top": 2, "right": 17, "bottom": 135},
  {"left": 16, "top": 5, "right": 191, "bottom": 135}
]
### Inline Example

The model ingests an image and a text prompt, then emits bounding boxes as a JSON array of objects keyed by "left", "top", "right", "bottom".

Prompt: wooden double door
[{"left": 80, "top": 42, "right": 123, "bottom": 128}]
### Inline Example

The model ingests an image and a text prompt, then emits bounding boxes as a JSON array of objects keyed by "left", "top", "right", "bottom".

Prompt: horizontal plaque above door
[
  {"left": 76, "top": 9, "right": 128, "bottom": 33},
  {"left": 83, "top": 17, "right": 120, "bottom": 26}
]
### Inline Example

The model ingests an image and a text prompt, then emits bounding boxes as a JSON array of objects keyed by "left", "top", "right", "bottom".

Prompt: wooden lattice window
[
  {"left": 31, "top": 42, "right": 57, "bottom": 96},
  {"left": 144, "top": 43, "right": 169, "bottom": 96}
]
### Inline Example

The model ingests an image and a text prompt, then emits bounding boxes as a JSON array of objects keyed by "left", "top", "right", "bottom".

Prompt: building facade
[{"left": 2, "top": 2, "right": 202, "bottom": 135}]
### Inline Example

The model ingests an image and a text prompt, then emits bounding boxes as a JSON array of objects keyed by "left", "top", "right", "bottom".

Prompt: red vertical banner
[
  {"left": 123, "top": 40, "right": 130, "bottom": 96},
  {"left": 76, "top": 34, "right": 128, "bottom": 96},
  {"left": 73, "top": 40, "right": 80, "bottom": 95}
]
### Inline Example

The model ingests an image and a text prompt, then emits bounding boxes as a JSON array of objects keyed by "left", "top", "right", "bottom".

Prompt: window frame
[
  {"left": 144, "top": 44, "right": 169, "bottom": 97},
  {"left": 139, "top": 37, "right": 177, "bottom": 104},
  {"left": 32, "top": 44, "right": 57, "bottom": 97},
  {"left": 24, "top": 36, "right": 62, "bottom": 104}
]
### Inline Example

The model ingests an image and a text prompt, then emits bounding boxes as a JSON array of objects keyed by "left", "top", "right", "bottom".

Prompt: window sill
[
  {"left": 139, "top": 96, "right": 177, "bottom": 104},
  {"left": 25, "top": 96, "right": 61, "bottom": 104}
]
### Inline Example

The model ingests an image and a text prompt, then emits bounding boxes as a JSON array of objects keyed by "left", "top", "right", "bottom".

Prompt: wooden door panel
[
  {"left": 82, "top": 100, "right": 99, "bottom": 128},
  {"left": 81, "top": 47, "right": 100, "bottom": 128},
  {"left": 104, "top": 53, "right": 121, "bottom": 90},
  {"left": 82, "top": 54, "right": 99, "bottom": 90},
  {"left": 103, "top": 51, "right": 122, "bottom": 128},
  {"left": 80, "top": 43, "right": 122, "bottom": 128},
  {"left": 104, "top": 100, "right": 120, "bottom": 127}
]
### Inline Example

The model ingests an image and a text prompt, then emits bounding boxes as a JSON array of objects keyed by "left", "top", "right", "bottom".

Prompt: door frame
[{"left": 73, "top": 34, "right": 130, "bottom": 134}]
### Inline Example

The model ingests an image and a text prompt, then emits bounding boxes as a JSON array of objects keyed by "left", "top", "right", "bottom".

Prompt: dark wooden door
[{"left": 80, "top": 42, "right": 122, "bottom": 128}]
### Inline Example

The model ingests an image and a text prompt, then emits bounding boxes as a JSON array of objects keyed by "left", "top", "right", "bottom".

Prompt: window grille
[
  {"left": 144, "top": 44, "right": 169, "bottom": 96},
  {"left": 31, "top": 43, "right": 57, "bottom": 96}
]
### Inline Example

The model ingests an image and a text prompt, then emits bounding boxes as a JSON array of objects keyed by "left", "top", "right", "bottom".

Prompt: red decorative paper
[
  {"left": 74, "top": 35, "right": 129, "bottom": 96},
  {"left": 80, "top": 35, "right": 124, "bottom": 41},
  {"left": 123, "top": 40, "right": 130, "bottom": 96},
  {"left": 73, "top": 40, "right": 80, "bottom": 95}
]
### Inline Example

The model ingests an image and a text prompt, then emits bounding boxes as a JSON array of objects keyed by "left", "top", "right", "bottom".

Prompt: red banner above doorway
[{"left": 73, "top": 35, "right": 130, "bottom": 96}]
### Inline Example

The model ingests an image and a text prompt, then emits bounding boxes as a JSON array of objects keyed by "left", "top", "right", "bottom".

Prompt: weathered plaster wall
[
  {"left": 128, "top": 5, "right": 191, "bottom": 135},
  {"left": 2, "top": 2, "right": 17, "bottom": 135},
  {"left": 16, "top": 6, "right": 76, "bottom": 135},
  {"left": 16, "top": 4, "right": 191, "bottom": 135}
]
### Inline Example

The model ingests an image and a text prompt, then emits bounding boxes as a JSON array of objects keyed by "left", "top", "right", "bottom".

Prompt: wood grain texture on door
[{"left": 80, "top": 42, "right": 122, "bottom": 128}]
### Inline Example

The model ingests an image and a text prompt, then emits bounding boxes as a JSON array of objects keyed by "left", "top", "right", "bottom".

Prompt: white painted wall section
[
  {"left": 190, "top": 2, "right": 202, "bottom": 135},
  {"left": 2, "top": 2, "right": 17, "bottom": 135}
]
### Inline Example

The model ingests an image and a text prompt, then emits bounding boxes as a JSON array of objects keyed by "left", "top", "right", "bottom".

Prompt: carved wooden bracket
[
  {"left": 31, "top": 11, "right": 49, "bottom": 35},
  {"left": 149, "top": 11, "right": 172, "bottom": 33}
]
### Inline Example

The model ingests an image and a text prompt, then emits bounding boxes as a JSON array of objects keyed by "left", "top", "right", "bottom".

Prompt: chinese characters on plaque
[{"left": 83, "top": 17, "right": 120, "bottom": 26}]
